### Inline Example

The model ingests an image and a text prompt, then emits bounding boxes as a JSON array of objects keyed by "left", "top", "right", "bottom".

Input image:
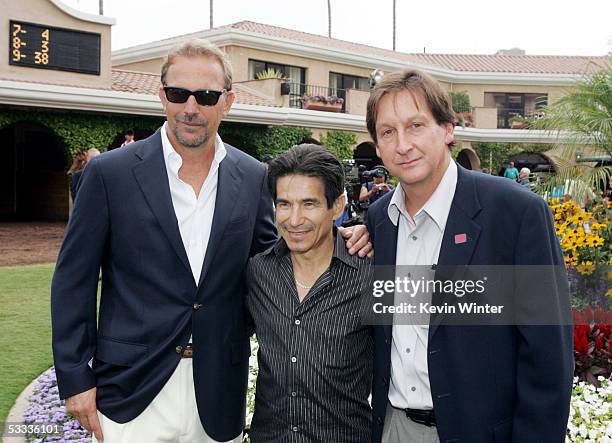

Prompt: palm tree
[
  {"left": 531, "top": 61, "right": 612, "bottom": 202},
  {"left": 99, "top": 0, "right": 103, "bottom": 15},
  {"left": 210, "top": 0, "right": 213, "bottom": 29}
]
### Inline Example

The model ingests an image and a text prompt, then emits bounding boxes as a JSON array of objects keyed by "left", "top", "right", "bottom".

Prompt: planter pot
[
  {"left": 459, "top": 111, "right": 473, "bottom": 127},
  {"left": 302, "top": 100, "right": 342, "bottom": 112},
  {"left": 510, "top": 121, "right": 528, "bottom": 129}
]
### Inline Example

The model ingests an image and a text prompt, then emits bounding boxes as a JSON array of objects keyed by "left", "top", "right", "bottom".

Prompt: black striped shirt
[{"left": 246, "top": 233, "right": 373, "bottom": 443}]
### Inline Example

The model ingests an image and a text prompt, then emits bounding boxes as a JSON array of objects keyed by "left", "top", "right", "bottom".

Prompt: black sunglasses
[{"left": 163, "top": 86, "right": 227, "bottom": 106}]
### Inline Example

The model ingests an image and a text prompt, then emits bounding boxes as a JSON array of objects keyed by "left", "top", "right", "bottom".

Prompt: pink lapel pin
[{"left": 454, "top": 233, "right": 468, "bottom": 244}]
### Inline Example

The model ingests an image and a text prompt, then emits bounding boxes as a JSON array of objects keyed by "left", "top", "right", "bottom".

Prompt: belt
[
  {"left": 403, "top": 408, "right": 436, "bottom": 427},
  {"left": 176, "top": 344, "right": 193, "bottom": 358}
]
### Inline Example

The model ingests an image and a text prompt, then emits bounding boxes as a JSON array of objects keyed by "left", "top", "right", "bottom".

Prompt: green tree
[
  {"left": 449, "top": 91, "right": 471, "bottom": 113},
  {"left": 531, "top": 61, "right": 612, "bottom": 201}
]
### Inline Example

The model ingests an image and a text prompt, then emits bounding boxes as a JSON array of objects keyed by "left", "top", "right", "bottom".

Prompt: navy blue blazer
[
  {"left": 366, "top": 165, "right": 573, "bottom": 443},
  {"left": 51, "top": 128, "right": 277, "bottom": 441},
  {"left": 70, "top": 169, "right": 83, "bottom": 201}
]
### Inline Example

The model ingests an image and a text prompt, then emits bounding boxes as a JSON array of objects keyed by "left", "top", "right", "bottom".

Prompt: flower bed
[
  {"left": 566, "top": 377, "right": 612, "bottom": 442},
  {"left": 549, "top": 197, "right": 612, "bottom": 388},
  {"left": 23, "top": 368, "right": 91, "bottom": 442},
  {"left": 22, "top": 367, "right": 612, "bottom": 442},
  {"left": 22, "top": 340, "right": 260, "bottom": 442}
]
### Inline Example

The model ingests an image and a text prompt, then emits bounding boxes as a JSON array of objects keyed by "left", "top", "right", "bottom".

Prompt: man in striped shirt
[{"left": 246, "top": 144, "right": 374, "bottom": 442}]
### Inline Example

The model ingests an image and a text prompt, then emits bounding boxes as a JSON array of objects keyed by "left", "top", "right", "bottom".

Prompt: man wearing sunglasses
[{"left": 51, "top": 38, "right": 371, "bottom": 443}]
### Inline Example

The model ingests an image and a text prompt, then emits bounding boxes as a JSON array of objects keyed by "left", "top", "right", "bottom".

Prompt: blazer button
[
  {"left": 175, "top": 345, "right": 183, "bottom": 354},
  {"left": 376, "top": 416, "right": 384, "bottom": 425},
  {"left": 193, "top": 303, "right": 203, "bottom": 310},
  {"left": 382, "top": 377, "right": 388, "bottom": 384}
]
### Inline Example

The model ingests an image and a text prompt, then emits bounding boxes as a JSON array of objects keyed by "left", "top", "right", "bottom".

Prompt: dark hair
[
  {"left": 125, "top": 129, "right": 134, "bottom": 136},
  {"left": 267, "top": 144, "right": 345, "bottom": 209},
  {"left": 366, "top": 69, "right": 455, "bottom": 148}
]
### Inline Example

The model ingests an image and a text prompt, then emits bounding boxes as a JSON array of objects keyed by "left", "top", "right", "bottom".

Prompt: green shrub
[{"left": 320, "top": 130, "right": 357, "bottom": 160}]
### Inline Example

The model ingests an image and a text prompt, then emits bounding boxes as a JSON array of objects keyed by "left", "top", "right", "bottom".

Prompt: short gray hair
[{"left": 160, "top": 39, "right": 233, "bottom": 90}]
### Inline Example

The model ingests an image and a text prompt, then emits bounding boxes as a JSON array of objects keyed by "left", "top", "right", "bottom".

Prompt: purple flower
[{"left": 23, "top": 367, "right": 91, "bottom": 442}]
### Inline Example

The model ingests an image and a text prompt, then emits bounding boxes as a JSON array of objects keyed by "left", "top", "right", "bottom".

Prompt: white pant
[{"left": 93, "top": 359, "right": 242, "bottom": 443}]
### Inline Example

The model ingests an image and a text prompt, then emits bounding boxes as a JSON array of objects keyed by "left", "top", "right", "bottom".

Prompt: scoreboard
[{"left": 9, "top": 21, "right": 101, "bottom": 75}]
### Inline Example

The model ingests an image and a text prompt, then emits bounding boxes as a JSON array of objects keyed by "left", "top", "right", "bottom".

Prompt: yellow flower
[
  {"left": 606, "top": 288, "right": 612, "bottom": 298},
  {"left": 576, "top": 263, "right": 596, "bottom": 275}
]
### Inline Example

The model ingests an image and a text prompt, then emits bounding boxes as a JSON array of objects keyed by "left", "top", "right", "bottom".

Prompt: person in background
[
  {"left": 121, "top": 128, "right": 135, "bottom": 147},
  {"left": 518, "top": 167, "right": 531, "bottom": 186},
  {"left": 70, "top": 148, "right": 100, "bottom": 201},
  {"left": 261, "top": 154, "right": 273, "bottom": 169},
  {"left": 503, "top": 161, "right": 519, "bottom": 180},
  {"left": 359, "top": 166, "right": 394, "bottom": 206}
]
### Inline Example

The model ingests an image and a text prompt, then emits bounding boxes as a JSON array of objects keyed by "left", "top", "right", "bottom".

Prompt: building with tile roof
[{"left": 0, "top": 0, "right": 608, "bottom": 220}]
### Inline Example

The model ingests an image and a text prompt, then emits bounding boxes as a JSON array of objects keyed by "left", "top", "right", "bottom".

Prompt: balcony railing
[
  {"left": 286, "top": 83, "right": 347, "bottom": 112},
  {"left": 497, "top": 108, "right": 546, "bottom": 128}
]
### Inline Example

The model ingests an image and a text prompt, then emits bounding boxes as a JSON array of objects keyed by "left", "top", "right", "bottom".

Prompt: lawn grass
[{"left": 0, "top": 264, "right": 54, "bottom": 428}]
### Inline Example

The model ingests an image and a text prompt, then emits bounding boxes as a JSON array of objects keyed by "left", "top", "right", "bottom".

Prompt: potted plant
[
  {"left": 301, "top": 94, "right": 344, "bottom": 112},
  {"left": 509, "top": 115, "right": 529, "bottom": 129},
  {"left": 450, "top": 91, "right": 472, "bottom": 127},
  {"left": 256, "top": 68, "right": 285, "bottom": 80}
]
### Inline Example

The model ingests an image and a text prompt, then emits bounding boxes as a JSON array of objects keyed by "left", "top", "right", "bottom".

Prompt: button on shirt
[
  {"left": 387, "top": 160, "right": 457, "bottom": 410},
  {"left": 246, "top": 233, "right": 374, "bottom": 443},
  {"left": 160, "top": 122, "right": 226, "bottom": 284}
]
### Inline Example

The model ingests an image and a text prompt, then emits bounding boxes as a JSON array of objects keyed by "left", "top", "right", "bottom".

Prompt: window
[
  {"left": 329, "top": 72, "right": 369, "bottom": 92},
  {"left": 248, "top": 59, "right": 305, "bottom": 84},
  {"left": 484, "top": 92, "right": 548, "bottom": 128}
]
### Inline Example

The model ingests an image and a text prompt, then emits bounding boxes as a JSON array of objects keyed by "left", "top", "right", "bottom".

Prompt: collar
[
  {"left": 160, "top": 121, "right": 227, "bottom": 177},
  {"left": 271, "top": 227, "right": 359, "bottom": 270},
  {"left": 387, "top": 159, "right": 457, "bottom": 231}
]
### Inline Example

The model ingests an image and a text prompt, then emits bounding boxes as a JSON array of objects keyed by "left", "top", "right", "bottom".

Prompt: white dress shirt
[
  {"left": 160, "top": 122, "right": 226, "bottom": 285},
  {"left": 387, "top": 159, "right": 457, "bottom": 410}
]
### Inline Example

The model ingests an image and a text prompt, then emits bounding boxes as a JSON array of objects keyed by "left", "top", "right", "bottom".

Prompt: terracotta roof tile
[
  {"left": 405, "top": 53, "right": 608, "bottom": 74},
  {"left": 111, "top": 69, "right": 278, "bottom": 107},
  {"left": 189, "top": 21, "right": 609, "bottom": 75},
  {"left": 112, "top": 69, "right": 160, "bottom": 94}
]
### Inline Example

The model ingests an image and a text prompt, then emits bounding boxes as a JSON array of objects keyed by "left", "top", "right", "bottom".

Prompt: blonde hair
[
  {"left": 160, "top": 39, "right": 233, "bottom": 90},
  {"left": 86, "top": 148, "right": 100, "bottom": 159}
]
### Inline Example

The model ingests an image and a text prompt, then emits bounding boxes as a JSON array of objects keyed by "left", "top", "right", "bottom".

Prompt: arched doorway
[
  {"left": 508, "top": 152, "right": 555, "bottom": 174},
  {"left": 456, "top": 148, "right": 481, "bottom": 171},
  {"left": 0, "top": 122, "right": 68, "bottom": 221}
]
